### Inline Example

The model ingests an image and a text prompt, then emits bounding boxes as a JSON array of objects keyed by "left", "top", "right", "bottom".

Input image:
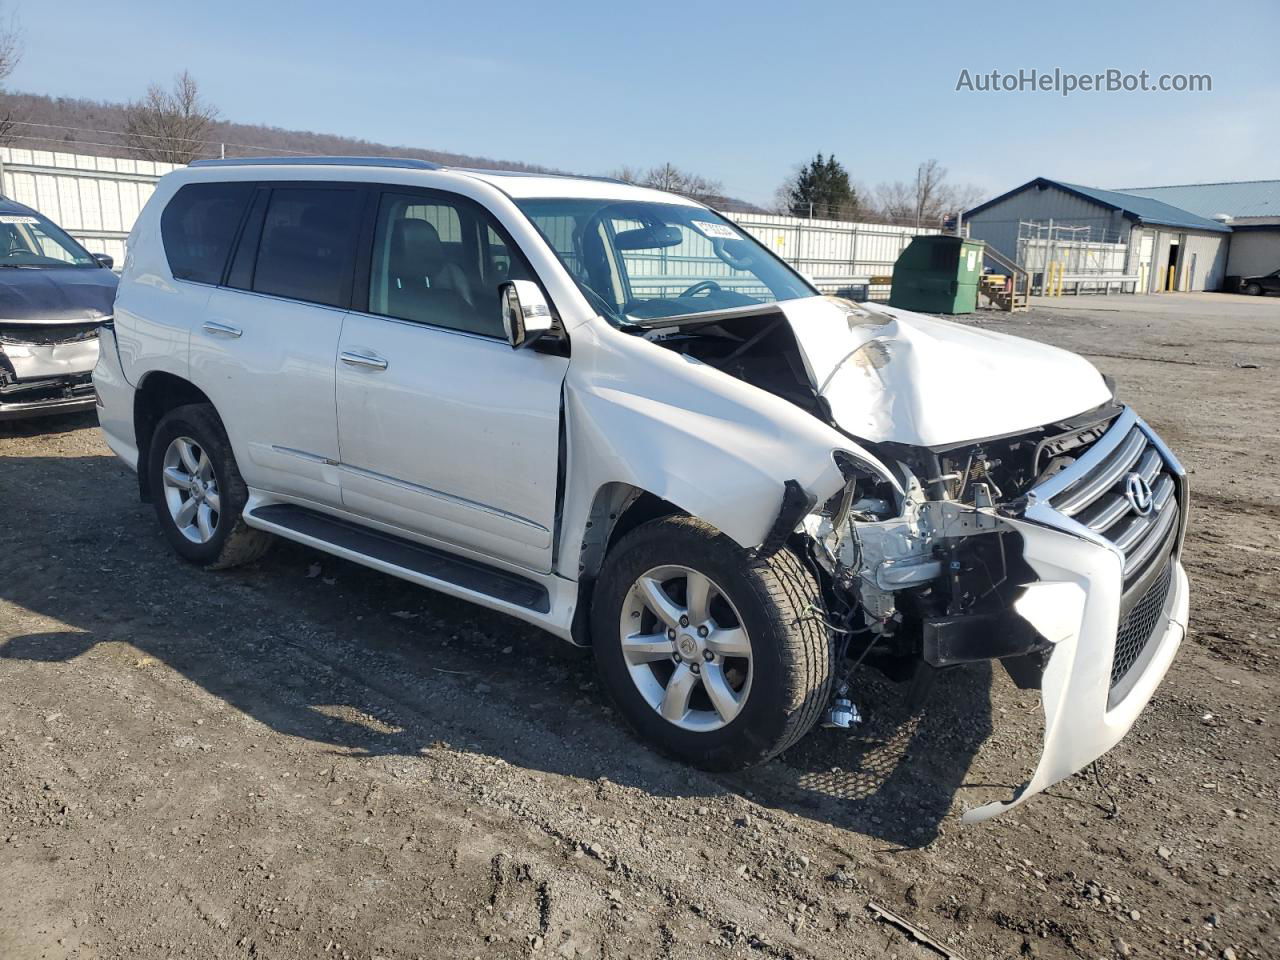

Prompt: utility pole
[{"left": 915, "top": 165, "right": 923, "bottom": 230}]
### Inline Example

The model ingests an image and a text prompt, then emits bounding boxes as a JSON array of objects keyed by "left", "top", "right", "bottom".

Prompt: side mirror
[
  {"left": 91, "top": 252, "right": 115, "bottom": 269},
  {"left": 500, "top": 279, "right": 553, "bottom": 349}
]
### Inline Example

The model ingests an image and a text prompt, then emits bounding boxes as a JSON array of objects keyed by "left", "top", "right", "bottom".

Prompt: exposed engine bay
[{"left": 638, "top": 302, "right": 1122, "bottom": 688}]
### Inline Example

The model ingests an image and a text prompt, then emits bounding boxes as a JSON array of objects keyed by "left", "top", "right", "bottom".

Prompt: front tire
[
  {"left": 592, "top": 516, "right": 832, "bottom": 771},
  {"left": 1243, "top": 282, "right": 1263, "bottom": 296},
  {"left": 147, "top": 403, "right": 272, "bottom": 569}
]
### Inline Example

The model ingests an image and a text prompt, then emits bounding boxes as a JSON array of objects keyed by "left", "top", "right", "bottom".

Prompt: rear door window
[
  {"left": 251, "top": 187, "right": 362, "bottom": 308},
  {"left": 161, "top": 182, "right": 254, "bottom": 284}
]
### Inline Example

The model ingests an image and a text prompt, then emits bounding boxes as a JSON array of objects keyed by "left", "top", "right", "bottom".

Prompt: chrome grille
[{"left": 1049, "top": 423, "right": 1180, "bottom": 586}]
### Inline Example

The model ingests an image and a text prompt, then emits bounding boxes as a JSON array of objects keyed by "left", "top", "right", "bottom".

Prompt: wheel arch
[
  {"left": 569, "top": 482, "right": 686, "bottom": 646},
  {"left": 133, "top": 371, "right": 215, "bottom": 502}
]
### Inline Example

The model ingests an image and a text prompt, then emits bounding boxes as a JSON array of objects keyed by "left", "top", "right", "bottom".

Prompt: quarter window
[
  {"left": 160, "top": 182, "right": 254, "bottom": 284},
  {"left": 367, "top": 192, "right": 533, "bottom": 337},
  {"left": 251, "top": 188, "right": 362, "bottom": 308}
]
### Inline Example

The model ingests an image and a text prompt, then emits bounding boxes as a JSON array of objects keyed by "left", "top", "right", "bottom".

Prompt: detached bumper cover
[{"left": 963, "top": 407, "right": 1189, "bottom": 822}]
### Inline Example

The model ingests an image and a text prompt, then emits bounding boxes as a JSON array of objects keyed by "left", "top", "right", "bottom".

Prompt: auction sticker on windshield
[
  {"left": 0, "top": 215, "right": 40, "bottom": 224},
  {"left": 691, "top": 220, "right": 740, "bottom": 239}
]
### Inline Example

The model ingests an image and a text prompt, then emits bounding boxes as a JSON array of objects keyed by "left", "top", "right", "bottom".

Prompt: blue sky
[{"left": 10, "top": 0, "right": 1278, "bottom": 206}]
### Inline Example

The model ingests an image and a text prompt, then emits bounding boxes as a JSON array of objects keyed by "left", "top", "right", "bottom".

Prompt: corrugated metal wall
[
  {"left": 0, "top": 147, "right": 181, "bottom": 266},
  {"left": 966, "top": 182, "right": 1131, "bottom": 262},
  {"left": 0, "top": 147, "right": 938, "bottom": 294},
  {"left": 1179, "top": 231, "right": 1229, "bottom": 291},
  {"left": 727, "top": 212, "right": 937, "bottom": 288},
  {"left": 1226, "top": 230, "right": 1280, "bottom": 278}
]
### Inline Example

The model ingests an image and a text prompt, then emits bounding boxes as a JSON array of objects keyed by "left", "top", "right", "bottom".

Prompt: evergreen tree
[{"left": 783, "top": 154, "right": 857, "bottom": 220}]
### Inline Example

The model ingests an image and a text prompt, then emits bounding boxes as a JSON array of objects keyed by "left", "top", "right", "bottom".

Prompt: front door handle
[
  {"left": 202, "top": 320, "right": 243, "bottom": 338},
  {"left": 340, "top": 351, "right": 389, "bottom": 371}
]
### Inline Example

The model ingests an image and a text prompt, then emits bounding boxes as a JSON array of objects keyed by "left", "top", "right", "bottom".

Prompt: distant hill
[{"left": 1, "top": 91, "right": 765, "bottom": 213}]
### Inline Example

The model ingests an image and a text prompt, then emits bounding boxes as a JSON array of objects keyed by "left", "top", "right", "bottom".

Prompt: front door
[{"left": 334, "top": 189, "right": 568, "bottom": 572}]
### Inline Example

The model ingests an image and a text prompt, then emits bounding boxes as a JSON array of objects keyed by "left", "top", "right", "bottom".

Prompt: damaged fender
[{"left": 556, "top": 320, "right": 899, "bottom": 580}]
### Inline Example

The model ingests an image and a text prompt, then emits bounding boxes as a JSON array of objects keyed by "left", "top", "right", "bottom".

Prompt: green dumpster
[{"left": 888, "top": 235, "right": 985, "bottom": 314}]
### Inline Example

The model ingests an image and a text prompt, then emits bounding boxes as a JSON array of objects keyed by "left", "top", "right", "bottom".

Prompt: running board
[{"left": 246, "top": 503, "right": 550, "bottom": 613}]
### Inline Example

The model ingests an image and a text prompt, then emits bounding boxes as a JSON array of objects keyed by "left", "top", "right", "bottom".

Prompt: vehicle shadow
[
  {"left": 0, "top": 451, "right": 999, "bottom": 848},
  {"left": 0, "top": 410, "right": 98, "bottom": 439}
]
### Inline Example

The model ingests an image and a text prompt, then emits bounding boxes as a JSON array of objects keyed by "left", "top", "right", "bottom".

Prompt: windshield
[
  {"left": 0, "top": 212, "right": 97, "bottom": 268},
  {"left": 515, "top": 198, "right": 814, "bottom": 325}
]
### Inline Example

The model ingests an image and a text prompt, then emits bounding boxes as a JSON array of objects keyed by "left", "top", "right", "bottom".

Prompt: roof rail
[
  {"left": 188, "top": 156, "right": 442, "bottom": 170},
  {"left": 453, "top": 166, "right": 628, "bottom": 186}
]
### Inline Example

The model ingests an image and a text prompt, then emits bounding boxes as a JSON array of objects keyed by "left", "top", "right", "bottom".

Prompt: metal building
[
  {"left": 964, "top": 177, "right": 1233, "bottom": 294},
  {"left": 1115, "top": 180, "right": 1280, "bottom": 282}
]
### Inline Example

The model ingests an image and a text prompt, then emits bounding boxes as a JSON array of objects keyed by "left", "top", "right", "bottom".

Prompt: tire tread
[
  {"left": 152, "top": 403, "right": 272, "bottom": 570},
  {"left": 593, "top": 515, "right": 832, "bottom": 770}
]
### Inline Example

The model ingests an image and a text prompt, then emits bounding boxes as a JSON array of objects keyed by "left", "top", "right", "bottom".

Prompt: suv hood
[
  {"left": 0, "top": 265, "right": 118, "bottom": 324},
  {"left": 778, "top": 296, "right": 1112, "bottom": 448}
]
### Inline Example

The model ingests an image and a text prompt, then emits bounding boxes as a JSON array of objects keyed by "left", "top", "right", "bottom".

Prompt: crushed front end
[
  {"left": 803, "top": 404, "right": 1189, "bottom": 820},
  {"left": 0, "top": 321, "right": 100, "bottom": 420}
]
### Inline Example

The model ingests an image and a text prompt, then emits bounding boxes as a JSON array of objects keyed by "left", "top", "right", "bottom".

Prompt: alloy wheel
[
  {"left": 618, "top": 565, "right": 753, "bottom": 732},
  {"left": 160, "top": 435, "right": 220, "bottom": 544}
]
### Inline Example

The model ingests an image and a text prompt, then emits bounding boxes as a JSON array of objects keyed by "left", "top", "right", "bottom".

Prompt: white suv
[{"left": 95, "top": 157, "right": 1189, "bottom": 819}]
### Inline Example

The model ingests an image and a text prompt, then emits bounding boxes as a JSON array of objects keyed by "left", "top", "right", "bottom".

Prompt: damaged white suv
[{"left": 95, "top": 157, "right": 1189, "bottom": 819}]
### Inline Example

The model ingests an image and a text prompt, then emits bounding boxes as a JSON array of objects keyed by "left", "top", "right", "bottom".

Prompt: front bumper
[
  {"left": 0, "top": 331, "right": 100, "bottom": 421},
  {"left": 0, "top": 383, "right": 97, "bottom": 420},
  {"left": 963, "top": 407, "right": 1189, "bottom": 821}
]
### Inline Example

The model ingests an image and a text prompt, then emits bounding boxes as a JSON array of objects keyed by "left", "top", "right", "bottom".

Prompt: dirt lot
[{"left": 1, "top": 292, "right": 1277, "bottom": 960}]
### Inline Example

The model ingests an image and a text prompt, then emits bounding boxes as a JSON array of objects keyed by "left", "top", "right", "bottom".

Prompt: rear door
[
  {"left": 334, "top": 188, "right": 568, "bottom": 573},
  {"left": 191, "top": 182, "right": 365, "bottom": 506}
]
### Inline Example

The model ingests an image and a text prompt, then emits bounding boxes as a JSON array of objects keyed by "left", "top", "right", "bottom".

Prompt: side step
[{"left": 247, "top": 503, "right": 550, "bottom": 613}]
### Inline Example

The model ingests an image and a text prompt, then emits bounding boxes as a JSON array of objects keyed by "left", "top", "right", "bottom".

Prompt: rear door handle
[
  {"left": 340, "top": 350, "right": 389, "bottom": 371},
  {"left": 202, "top": 320, "right": 243, "bottom": 338}
]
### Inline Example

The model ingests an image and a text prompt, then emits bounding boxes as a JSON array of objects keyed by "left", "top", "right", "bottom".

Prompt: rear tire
[
  {"left": 591, "top": 515, "right": 832, "bottom": 771},
  {"left": 147, "top": 403, "right": 272, "bottom": 569}
]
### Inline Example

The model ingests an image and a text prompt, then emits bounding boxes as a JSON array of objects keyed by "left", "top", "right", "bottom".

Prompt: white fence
[
  {"left": 0, "top": 147, "right": 181, "bottom": 265},
  {"left": 0, "top": 147, "right": 937, "bottom": 295},
  {"left": 729, "top": 212, "right": 938, "bottom": 296}
]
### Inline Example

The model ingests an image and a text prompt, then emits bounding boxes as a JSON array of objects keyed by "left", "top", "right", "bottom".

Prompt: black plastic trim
[{"left": 248, "top": 503, "right": 550, "bottom": 613}]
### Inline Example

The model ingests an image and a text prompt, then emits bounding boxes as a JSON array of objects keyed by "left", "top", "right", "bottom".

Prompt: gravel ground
[{"left": 1, "top": 292, "right": 1277, "bottom": 960}]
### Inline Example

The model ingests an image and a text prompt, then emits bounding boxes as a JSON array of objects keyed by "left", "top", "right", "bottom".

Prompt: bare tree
[
  {"left": 0, "top": 5, "right": 22, "bottom": 144},
  {"left": 873, "top": 159, "right": 986, "bottom": 227},
  {"left": 122, "top": 71, "right": 219, "bottom": 164},
  {"left": 611, "top": 162, "right": 724, "bottom": 203},
  {"left": 872, "top": 179, "right": 917, "bottom": 222}
]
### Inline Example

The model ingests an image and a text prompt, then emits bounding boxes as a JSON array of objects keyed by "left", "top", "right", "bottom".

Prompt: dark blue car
[{"left": 0, "top": 197, "right": 118, "bottom": 420}]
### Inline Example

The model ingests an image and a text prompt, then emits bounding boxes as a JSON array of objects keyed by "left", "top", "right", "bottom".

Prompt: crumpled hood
[
  {"left": 778, "top": 296, "right": 1112, "bottom": 448},
  {"left": 0, "top": 266, "right": 118, "bottom": 323}
]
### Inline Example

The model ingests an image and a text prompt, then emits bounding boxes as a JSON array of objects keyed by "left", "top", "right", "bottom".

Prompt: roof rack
[{"left": 188, "top": 156, "right": 442, "bottom": 170}]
